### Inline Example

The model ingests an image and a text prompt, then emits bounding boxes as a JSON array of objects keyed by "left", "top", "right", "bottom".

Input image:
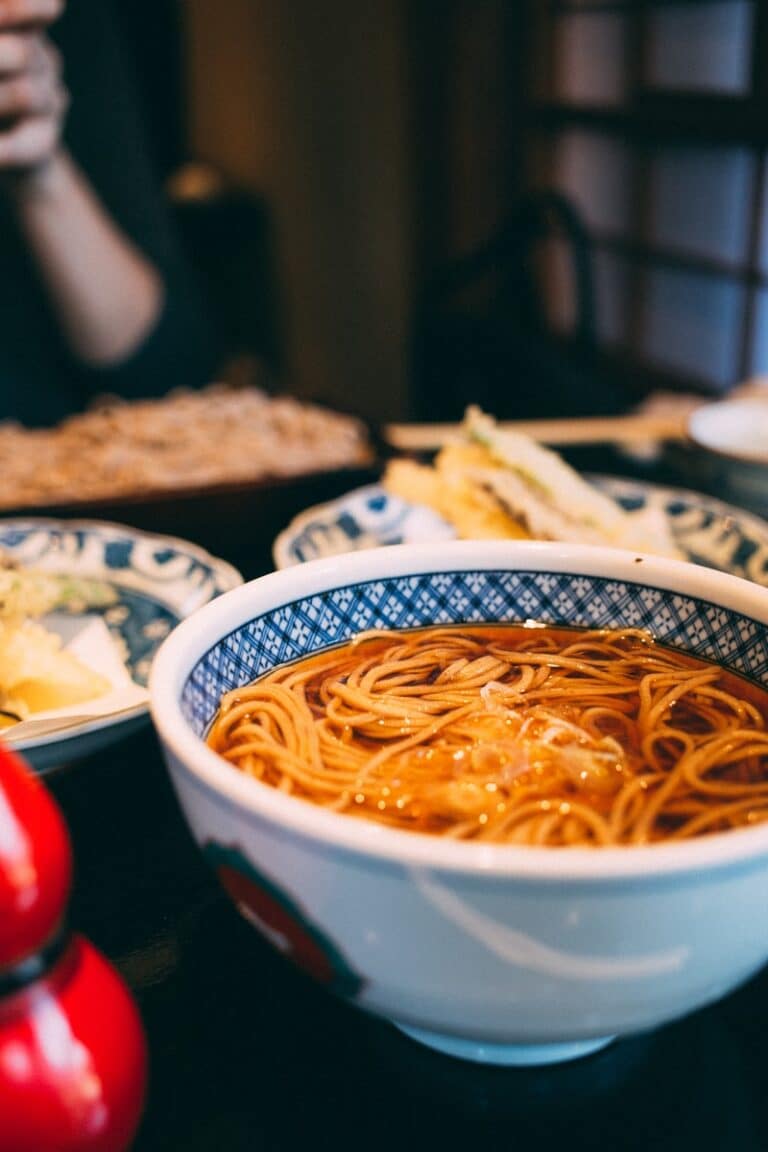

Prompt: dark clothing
[{"left": 0, "top": 0, "right": 218, "bottom": 427}]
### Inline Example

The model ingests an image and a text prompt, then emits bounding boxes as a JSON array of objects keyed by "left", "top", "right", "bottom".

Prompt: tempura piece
[
  {"left": 0, "top": 619, "right": 111, "bottom": 718},
  {"left": 383, "top": 407, "right": 681, "bottom": 558},
  {"left": 384, "top": 454, "right": 529, "bottom": 540},
  {"left": 464, "top": 407, "right": 680, "bottom": 554},
  {"left": 0, "top": 555, "right": 117, "bottom": 721}
]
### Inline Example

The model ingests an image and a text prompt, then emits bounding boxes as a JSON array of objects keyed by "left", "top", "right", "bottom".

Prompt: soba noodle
[{"left": 206, "top": 625, "right": 768, "bottom": 847}]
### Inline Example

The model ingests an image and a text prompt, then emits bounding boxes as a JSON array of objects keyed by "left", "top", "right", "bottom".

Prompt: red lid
[{"left": 0, "top": 743, "right": 73, "bottom": 969}]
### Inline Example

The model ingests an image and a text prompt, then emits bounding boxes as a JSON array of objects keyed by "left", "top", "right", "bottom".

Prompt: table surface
[{"left": 44, "top": 444, "right": 768, "bottom": 1152}]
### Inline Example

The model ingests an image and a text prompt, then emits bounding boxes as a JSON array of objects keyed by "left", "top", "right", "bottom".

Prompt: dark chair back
[{"left": 410, "top": 190, "right": 624, "bottom": 421}]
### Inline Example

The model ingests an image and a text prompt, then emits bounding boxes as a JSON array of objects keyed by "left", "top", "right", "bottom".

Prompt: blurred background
[{"left": 122, "top": 0, "right": 767, "bottom": 424}]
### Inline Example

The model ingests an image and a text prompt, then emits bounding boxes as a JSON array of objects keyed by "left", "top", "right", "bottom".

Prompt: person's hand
[{"left": 0, "top": 0, "right": 66, "bottom": 181}]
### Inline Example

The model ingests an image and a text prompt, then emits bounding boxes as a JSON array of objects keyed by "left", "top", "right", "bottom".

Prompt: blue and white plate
[
  {"left": 0, "top": 519, "right": 242, "bottom": 771},
  {"left": 273, "top": 477, "right": 768, "bottom": 588}
]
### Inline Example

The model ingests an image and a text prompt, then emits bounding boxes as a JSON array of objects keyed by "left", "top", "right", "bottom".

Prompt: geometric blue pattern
[{"left": 181, "top": 569, "right": 768, "bottom": 736}]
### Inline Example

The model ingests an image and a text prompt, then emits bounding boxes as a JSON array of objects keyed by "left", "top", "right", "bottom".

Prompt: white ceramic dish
[
  {"left": 689, "top": 396, "right": 768, "bottom": 463},
  {"left": 150, "top": 540, "right": 768, "bottom": 1066},
  {"left": 272, "top": 477, "right": 768, "bottom": 587},
  {"left": 0, "top": 519, "right": 242, "bottom": 772},
  {"left": 687, "top": 396, "right": 768, "bottom": 517}
]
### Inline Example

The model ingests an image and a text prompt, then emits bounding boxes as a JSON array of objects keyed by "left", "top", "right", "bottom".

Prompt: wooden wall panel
[
  {"left": 182, "top": 0, "right": 518, "bottom": 421},
  {"left": 183, "top": 0, "right": 411, "bottom": 421}
]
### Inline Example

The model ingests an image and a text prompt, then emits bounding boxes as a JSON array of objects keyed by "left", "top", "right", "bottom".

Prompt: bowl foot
[{"left": 396, "top": 1025, "right": 615, "bottom": 1066}]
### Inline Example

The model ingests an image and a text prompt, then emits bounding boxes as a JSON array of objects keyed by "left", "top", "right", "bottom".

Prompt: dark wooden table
[{"left": 45, "top": 443, "right": 768, "bottom": 1152}]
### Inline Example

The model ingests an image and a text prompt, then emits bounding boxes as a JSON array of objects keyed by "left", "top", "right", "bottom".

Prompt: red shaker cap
[{"left": 0, "top": 743, "right": 73, "bottom": 969}]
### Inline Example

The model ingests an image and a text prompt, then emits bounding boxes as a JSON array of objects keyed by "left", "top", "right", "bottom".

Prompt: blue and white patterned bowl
[
  {"left": 1, "top": 518, "right": 242, "bottom": 771},
  {"left": 150, "top": 540, "right": 768, "bottom": 1066}
]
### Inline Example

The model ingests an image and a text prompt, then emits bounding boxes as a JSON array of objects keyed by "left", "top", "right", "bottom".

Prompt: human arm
[
  {"left": 0, "top": 0, "right": 165, "bottom": 367},
  {"left": 9, "top": 149, "right": 165, "bottom": 366},
  {"left": 0, "top": 0, "right": 219, "bottom": 406}
]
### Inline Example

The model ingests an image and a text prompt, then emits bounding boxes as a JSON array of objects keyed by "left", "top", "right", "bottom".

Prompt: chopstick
[{"left": 383, "top": 412, "right": 690, "bottom": 452}]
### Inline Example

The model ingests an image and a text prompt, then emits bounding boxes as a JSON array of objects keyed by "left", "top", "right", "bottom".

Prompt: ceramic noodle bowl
[{"left": 149, "top": 541, "right": 768, "bottom": 1066}]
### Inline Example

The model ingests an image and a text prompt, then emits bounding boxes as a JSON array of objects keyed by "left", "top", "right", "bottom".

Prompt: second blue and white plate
[{"left": 273, "top": 477, "right": 768, "bottom": 589}]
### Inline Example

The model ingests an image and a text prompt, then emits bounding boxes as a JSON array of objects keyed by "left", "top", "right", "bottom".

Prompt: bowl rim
[
  {"left": 149, "top": 539, "right": 768, "bottom": 882},
  {"left": 688, "top": 396, "right": 768, "bottom": 465}
]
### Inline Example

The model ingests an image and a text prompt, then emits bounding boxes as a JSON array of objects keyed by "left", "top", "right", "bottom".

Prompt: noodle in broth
[{"left": 206, "top": 625, "right": 768, "bottom": 847}]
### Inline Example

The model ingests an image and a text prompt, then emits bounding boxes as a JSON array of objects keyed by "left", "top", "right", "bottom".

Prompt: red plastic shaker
[{"left": 0, "top": 744, "right": 147, "bottom": 1151}]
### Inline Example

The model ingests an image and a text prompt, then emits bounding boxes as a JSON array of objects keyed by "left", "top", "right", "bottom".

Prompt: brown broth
[{"left": 208, "top": 624, "right": 768, "bottom": 845}]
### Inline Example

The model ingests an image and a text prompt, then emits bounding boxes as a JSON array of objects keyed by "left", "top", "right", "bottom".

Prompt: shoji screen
[{"left": 528, "top": 0, "right": 767, "bottom": 396}]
